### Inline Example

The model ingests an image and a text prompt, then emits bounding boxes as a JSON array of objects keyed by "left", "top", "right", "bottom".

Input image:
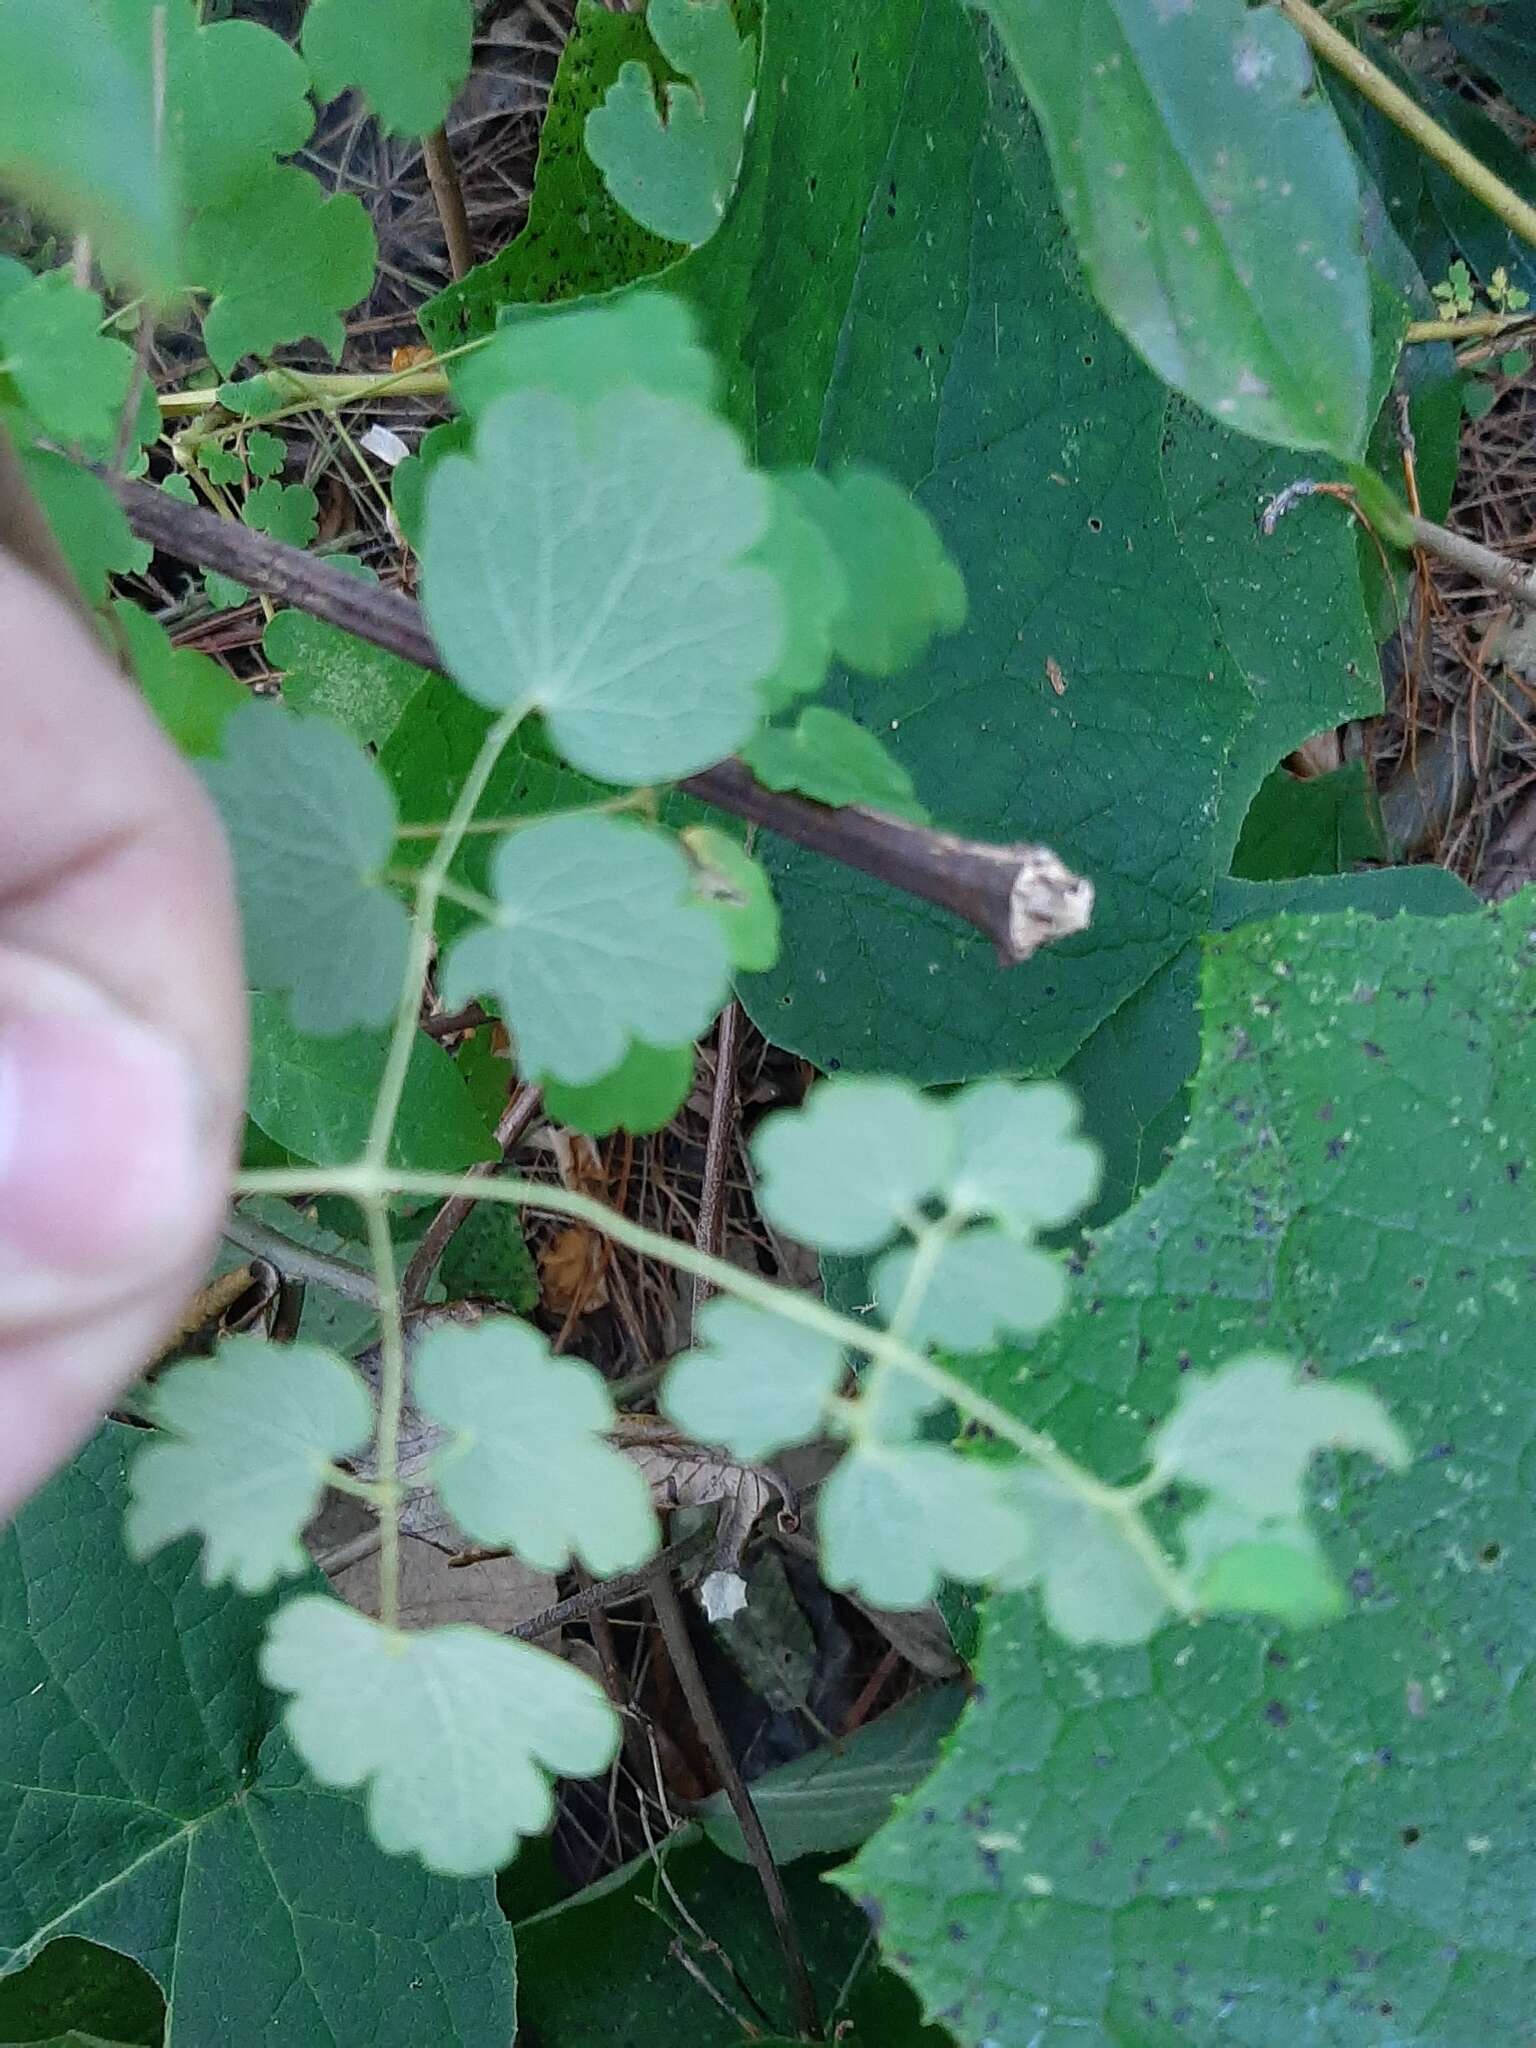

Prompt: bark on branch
[{"left": 113, "top": 474, "right": 1094, "bottom": 964}]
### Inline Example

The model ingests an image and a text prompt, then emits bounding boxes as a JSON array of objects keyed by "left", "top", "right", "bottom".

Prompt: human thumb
[{"left": 0, "top": 547, "right": 245, "bottom": 1516}]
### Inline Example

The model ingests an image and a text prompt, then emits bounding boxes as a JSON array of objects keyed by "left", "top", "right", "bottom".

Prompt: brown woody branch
[{"left": 113, "top": 473, "right": 1094, "bottom": 963}]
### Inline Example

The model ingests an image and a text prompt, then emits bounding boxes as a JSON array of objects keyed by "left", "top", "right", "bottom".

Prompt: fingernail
[{"left": 0, "top": 1010, "right": 206, "bottom": 1272}]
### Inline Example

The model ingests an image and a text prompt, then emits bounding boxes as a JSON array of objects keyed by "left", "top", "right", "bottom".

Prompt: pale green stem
[
  {"left": 882, "top": 1215, "right": 955, "bottom": 1345},
  {"left": 363, "top": 704, "right": 527, "bottom": 1171},
  {"left": 159, "top": 365, "right": 453, "bottom": 421},
  {"left": 381, "top": 869, "right": 501, "bottom": 922},
  {"left": 1277, "top": 0, "right": 1536, "bottom": 250},
  {"left": 363, "top": 1201, "right": 406, "bottom": 1632},
  {"left": 347, "top": 705, "right": 526, "bottom": 1631},
  {"left": 234, "top": 1162, "right": 1196, "bottom": 1617},
  {"left": 394, "top": 791, "right": 655, "bottom": 840}
]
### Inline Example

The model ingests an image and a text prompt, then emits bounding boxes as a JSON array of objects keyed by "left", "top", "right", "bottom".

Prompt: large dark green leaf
[
  {"left": 713, "top": 4, "right": 1380, "bottom": 1080},
  {"left": 0, "top": 1432, "right": 515, "bottom": 2047},
  {"left": 844, "top": 894, "right": 1536, "bottom": 2043},
  {"left": 1062, "top": 864, "right": 1477, "bottom": 1227},
  {"left": 246, "top": 993, "right": 496, "bottom": 1170},
  {"left": 416, "top": 0, "right": 1392, "bottom": 1086},
  {"left": 0, "top": 1940, "right": 161, "bottom": 2046},
  {"left": 515, "top": 1835, "right": 943, "bottom": 2044},
  {"left": 974, "top": 0, "right": 1374, "bottom": 458}
]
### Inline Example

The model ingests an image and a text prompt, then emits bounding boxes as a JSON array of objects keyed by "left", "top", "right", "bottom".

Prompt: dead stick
[
  {"left": 647, "top": 1564, "right": 821, "bottom": 2038},
  {"left": 110, "top": 473, "right": 1093, "bottom": 964},
  {"left": 689, "top": 1000, "right": 741, "bottom": 1325},
  {"left": 422, "top": 127, "right": 474, "bottom": 281}
]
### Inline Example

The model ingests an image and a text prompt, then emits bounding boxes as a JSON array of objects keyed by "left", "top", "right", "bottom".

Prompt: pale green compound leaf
[
  {"left": 782, "top": 467, "right": 967, "bottom": 677},
  {"left": 264, "top": 609, "right": 431, "bottom": 748},
  {"left": 976, "top": 0, "right": 1373, "bottom": 458},
  {"left": 188, "top": 164, "right": 376, "bottom": 375},
  {"left": 873, "top": 1229, "right": 1066, "bottom": 1352},
  {"left": 413, "top": 1319, "right": 659, "bottom": 1574},
  {"left": 699, "top": 1684, "right": 965, "bottom": 1865},
  {"left": 0, "top": 273, "right": 133, "bottom": 451},
  {"left": 245, "top": 428, "right": 285, "bottom": 479},
  {"left": 0, "top": 0, "right": 180, "bottom": 292},
  {"left": 540, "top": 1040, "right": 695, "bottom": 1137},
  {"left": 441, "top": 813, "right": 732, "bottom": 1087},
  {"left": 584, "top": 0, "right": 755, "bottom": 247},
  {"left": 114, "top": 599, "right": 248, "bottom": 758},
  {"left": 747, "top": 476, "right": 848, "bottom": 711},
  {"left": 197, "top": 442, "right": 244, "bottom": 486},
  {"left": 201, "top": 701, "right": 410, "bottom": 1034},
  {"left": 260, "top": 1594, "right": 620, "bottom": 1876},
  {"left": 994, "top": 1467, "right": 1172, "bottom": 1647},
  {"left": 203, "top": 569, "right": 250, "bottom": 611},
  {"left": 820, "top": 1445, "right": 1030, "bottom": 1610},
  {"left": 243, "top": 479, "right": 318, "bottom": 548},
  {"left": 752, "top": 1078, "right": 953, "bottom": 1255},
  {"left": 682, "top": 824, "right": 781, "bottom": 973},
  {"left": 742, "top": 708, "right": 929, "bottom": 825},
  {"left": 1180, "top": 1499, "right": 1343, "bottom": 1626},
  {"left": 16, "top": 446, "right": 150, "bottom": 602},
  {"left": 946, "top": 1078, "right": 1102, "bottom": 1231},
  {"left": 421, "top": 385, "right": 781, "bottom": 783},
  {"left": 98, "top": 0, "right": 313, "bottom": 210},
  {"left": 1151, "top": 1350, "right": 1409, "bottom": 1519},
  {"left": 857, "top": 1362, "right": 948, "bottom": 1444},
  {"left": 453, "top": 291, "right": 720, "bottom": 420},
  {"left": 661, "top": 1299, "right": 844, "bottom": 1462},
  {"left": 125, "top": 1339, "right": 373, "bottom": 1595},
  {"left": 214, "top": 372, "right": 290, "bottom": 420},
  {"left": 1, "top": 1430, "right": 517, "bottom": 2045},
  {"left": 304, "top": 0, "right": 474, "bottom": 138}
]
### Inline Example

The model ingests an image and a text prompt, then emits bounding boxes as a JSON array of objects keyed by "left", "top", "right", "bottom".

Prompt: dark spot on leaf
[
  {"left": 1087, "top": 516, "right": 1103, "bottom": 533},
  {"left": 1349, "top": 1568, "right": 1375, "bottom": 1598},
  {"left": 1317, "top": 1100, "right": 1335, "bottom": 1122},
  {"left": 1263, "top": 1700, "right": 1290, "bottom": 1727},
  {"left": 1481, "top": 1541, "right": 1502, "bottom": 1566},
  {"left": 1401, "top": 1825, "right": 1421, "bottom": 1846},
  {"left": 1362, "top": 1040, "right": 1385, "bottom": 1059},
  {"left": 858, "top": 1893, "right": 884, "bottom": 1930}
]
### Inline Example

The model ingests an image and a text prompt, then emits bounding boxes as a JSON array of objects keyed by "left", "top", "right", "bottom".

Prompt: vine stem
[
  {"left": 157, "top": 364, "right": 452, "bottom": 419},
  {"left": 1405, "top": 311, "right": 1536, "bottom": 346},
  {"left": 355, "top": 705, "right": 527, "bottom": 1631},
  {"left": 1276, "top": 0, "right": 1536, "bottom": 250},
  {"left": 364, "top": 1201, "right": 406, "bottom": 1630},
  {"left": 233, "top": 1164, "right": 1195, "bottom": 1617}
]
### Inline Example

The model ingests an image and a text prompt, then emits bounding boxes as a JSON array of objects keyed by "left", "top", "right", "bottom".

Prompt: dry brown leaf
[
  {"left": 539, "top": 1224, "right": 609, "bottom": 1314},
  {"left": 616, "top": 1415, "right": 795, "bottom": 1582},
  {"left": 308, "top": 1490, "right": 557, "bottom": 1632},
  {"left": 1288, "top": 730, "right": 1345, "bottom": 777}
]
